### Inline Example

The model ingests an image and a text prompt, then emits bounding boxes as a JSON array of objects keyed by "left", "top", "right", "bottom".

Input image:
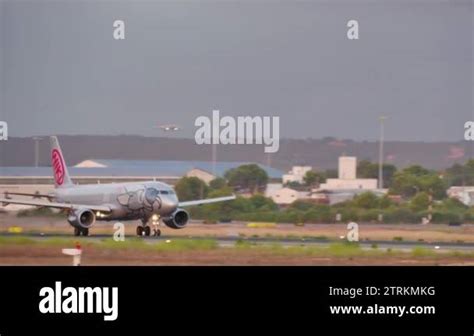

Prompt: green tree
[
  {"left": 224, "top": 164, "right": 269, "bottom": 193},
  {"left": 248, "top": 194, "right": 278, "bottom": 211},
  {"left": 352, "top": 192, "right": 379, "bottom": 209},
  {"left": 284, "top": 181, "right": 304, "bottom": 190},
  {"left": 403, "top": 165, "right": 430, "bottom": 176},
  {"left": 303, "top": 170, "right": 326, "bottom": 187},
  {"left": 196, "top": 188, "right": 239, "bottom": 221},
  {"left": 381, "top": 164, "right": 397, "bottom": 187},
  {"left": 175, "top": 176, "right": 209, "bottom": 201},
  {"left": 290, "top": 200, "right": 316, "bottom": 211},
  {"left": 357, "top": 160, "right": 397, "bottom": 187},
  {"left": 357, "top": 160, "right": 376, "bottom": 178},
  {"left": 419, "top": 174, "right": 446, "bottom": 199},
  {"left": 409, "top": 192, "right": 430, "bottom": 212},
  {"left": 209, "top": 177, "right": 227, "bottom": 190},
  {"left": 445, "top": 160, "right": 474, "bottom": 186},
  {"left": 389, "top": 165, "right": 446, "bottom": 199},
  {"left": 378, "top": 194, "right": 393, "bottom": 209},
  {"left": 436, "top": 197, "right": 468, "bottom": 211}
]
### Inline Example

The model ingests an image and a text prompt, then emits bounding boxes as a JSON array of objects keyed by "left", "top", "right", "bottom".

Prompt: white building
[
  {"left": 267, "top": 187, "right": 309, "bottom": 205},
  {"left": 282, "top": 166, "right": 312, "bottom": 184},
  {"left": 310, "top": 189, "right": 386, "bottom": 205},
  {"left": 185, "top": 168, "right": 215, "bottom": 184},
  {"left": 338, "top": 156, "right": 356, "bottom": 179},
  {"left": 320, "top": 178, "right": 377, "bottom": 190},
  {"left": 319, "top": 156, "right": 377, "bottom": 191},
  {"left": 447, "top": 186, "right": 474, "bottom": 206}
]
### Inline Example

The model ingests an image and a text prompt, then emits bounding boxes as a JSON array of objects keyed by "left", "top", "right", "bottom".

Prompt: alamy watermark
[
  {"left": 113, "top": 20, "right": 125, "bottom": 40},
  {"left": 464, "top": 121, "right": 474, "bottom": 140},
  {"left": 194, "top": 110, "right": 280, "bottom": 153},
  {"left": 347, "top": 222, "right": 359, "bottom": 242},
  {"left": 0, "top": 121, "right": 8, "bottom": 140}
]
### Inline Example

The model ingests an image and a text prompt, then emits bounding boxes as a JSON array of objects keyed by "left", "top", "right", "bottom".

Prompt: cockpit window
[{"left": 157, "top": 190, "right": 175, "bottom": 195}]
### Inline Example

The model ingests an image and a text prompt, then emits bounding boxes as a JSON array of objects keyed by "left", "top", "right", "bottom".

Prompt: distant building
[
  {"left": 447, "top": 186, "right": 474, "bottom": 206},
  {"left": 310, "top": 189, "right": 386, "bottom": 205},
  {"left": 185, "top": 168, "right": 216, "bottom": 184},
  {"left": 320, "top": 178, "right": 377, "bottom": 190},
  {"left": 265, "top": 183, "right": 284, "bottom": 197},
  {"left": 282, "top": 166, "right": 312, "bottom": 184},
  {"left": 74, "top": 160, "right": 107, "bottom": 168},
  {"left": 267, "top": 187, "right": 309, "bottom": 205},
  {"left": 338, "top": 156, "right": 356, "bottom": 179},
  {"left": 320, "top": 156, "right": 377, "bottom": 191},
  {"left": 312, "top": 156, "right": 381, "bottom": 204}
]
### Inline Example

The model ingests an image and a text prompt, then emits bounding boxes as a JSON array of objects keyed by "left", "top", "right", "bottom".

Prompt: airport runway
[{"left": 2, "top": 232, "right": 474, "bottom": 252}]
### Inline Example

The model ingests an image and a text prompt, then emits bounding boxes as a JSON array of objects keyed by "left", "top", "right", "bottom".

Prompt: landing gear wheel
[
  {"left": 74, "top": 227, "right": 89, "bottom": 236},
  {"left": 144, "top": 226, "right": 151, "bottom": 236},
  {"left": 136, "top": 226, "right": 144, "bottom": 236},
  {"left": 153, "top": 229, "right": 161, "bottom": 237}
]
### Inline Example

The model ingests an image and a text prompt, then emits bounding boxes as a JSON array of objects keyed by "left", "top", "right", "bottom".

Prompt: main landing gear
[
  {"left": 137, "top": 216, "right": 161, "bottom": 237},
  {"left": 152, "top": 228, "right": 161, "bottom": 237},
  {"left": 74, "top": 227, "right": 89, "bottom": 236},
  {"left": 136, "top": 225, "right": 151, "bottom": 236}
]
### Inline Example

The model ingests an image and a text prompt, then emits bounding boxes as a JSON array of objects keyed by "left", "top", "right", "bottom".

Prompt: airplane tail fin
[{"left": 50, "top": 136, "right": 73, "bottom": 188}]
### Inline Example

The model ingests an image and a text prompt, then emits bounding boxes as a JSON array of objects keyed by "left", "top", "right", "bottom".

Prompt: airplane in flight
[
  {"left": 0, "top": 136, "right": 235, "bottom": 237},
  {"left": 156, "top": 124, "right": 181, "bottom": 132}
]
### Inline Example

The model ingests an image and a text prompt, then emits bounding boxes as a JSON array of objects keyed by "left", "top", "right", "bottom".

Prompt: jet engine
[
  {"left": 163, "top": 208, "right": 189, "bottom": 229},
  {"left": 67, "top": 208, "right": 96, "bottom": 229}
]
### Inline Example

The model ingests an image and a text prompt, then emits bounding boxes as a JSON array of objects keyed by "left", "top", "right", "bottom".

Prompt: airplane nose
[
  {"left": 170, "top": 195, "right": 179, "bottom": 208},
  {"left": 158, "top": 195, "right": 178, "bottom": 212}
]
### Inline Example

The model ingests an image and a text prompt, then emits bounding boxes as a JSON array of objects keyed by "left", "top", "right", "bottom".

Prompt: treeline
[
  {"left": 175, "top": 162, "right": 474, "bottom": 225},
  {"left": 189, "top": 192, "right": 472, "bottom": 224}
]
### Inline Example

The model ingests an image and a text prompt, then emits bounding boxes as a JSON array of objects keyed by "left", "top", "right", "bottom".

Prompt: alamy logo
[
  {"left": 52, "top": 149, "right": 65, "bottom": 185},
  {"left": 39, "top": 282, "right": 118, "bottom": 321},
  {"left": 194, "top": 110, "right": 280, "bottom": 153},
  {"left": 0, "top": 121, "right": 7, "bottom": 140}
]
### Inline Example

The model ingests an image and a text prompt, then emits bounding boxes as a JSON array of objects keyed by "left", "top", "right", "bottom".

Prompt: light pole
[
  {"left": 378, "top": 116, "right": 386, "bottom": 189},
  {"left": 212, "top": 142, "right": 217, "bottom": 177},
  {"left": 266, "top": 152, "right": 272, "bottom": 168}
]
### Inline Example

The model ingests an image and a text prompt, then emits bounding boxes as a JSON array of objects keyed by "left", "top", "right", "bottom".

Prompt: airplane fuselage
[{"left": 54, "top": 181, "right": 179, "bottom": 221}]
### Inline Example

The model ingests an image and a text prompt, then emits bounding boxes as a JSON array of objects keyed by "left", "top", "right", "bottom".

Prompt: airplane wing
[
  {"left": 178, "top": 195, "right": 236, "bottom": 207},
  {"left": 0, "top": 198, "right": 112, "bottom": 213},
  {"left": 4, "top": 191, "right": 54, "bottom": 200}
]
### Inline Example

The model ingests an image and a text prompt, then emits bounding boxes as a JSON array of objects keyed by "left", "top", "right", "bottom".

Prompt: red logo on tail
[{"left": 52, "top": 149, "right": 65, "bottom": 185}]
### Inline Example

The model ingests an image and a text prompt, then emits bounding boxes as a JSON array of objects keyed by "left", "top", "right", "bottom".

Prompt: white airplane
[
  {"left": 156, "top": 124, "right": 181, "bottom": 131},
  {"left": 0, "top": 136, "right": 235, "bottom": 237}
]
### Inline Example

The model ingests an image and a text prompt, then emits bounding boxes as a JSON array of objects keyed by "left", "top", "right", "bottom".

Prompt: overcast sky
[{"left": 1, "top": 0, "right": 472, "bottom": 141}]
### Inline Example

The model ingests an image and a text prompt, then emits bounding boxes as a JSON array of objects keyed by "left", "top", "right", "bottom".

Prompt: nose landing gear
[
  {"left": 137, "top": 216, "right": 160, "bottom": 237},
  {"left": 152, "top": 215, "right": 161, "bottom": 236}
]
